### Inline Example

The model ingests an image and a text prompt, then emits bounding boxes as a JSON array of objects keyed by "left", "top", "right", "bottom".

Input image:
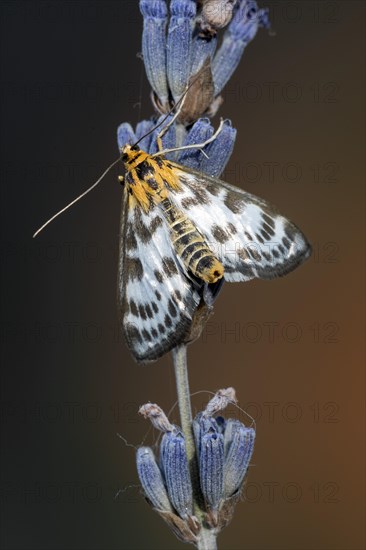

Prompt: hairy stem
[
  {"left": 172, "top": 344, "right": 195, "bottom": 459},
  {"left": 197, "top": 528, "right": 218, "bottom": 550}
]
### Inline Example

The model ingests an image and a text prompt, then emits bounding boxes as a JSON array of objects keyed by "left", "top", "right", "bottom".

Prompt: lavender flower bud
[
  {"left": 136, "top": 446, "right": 173, "bottom": 512},
  {"left": 193, "top": 412, "right": 218, "bottom": 455},
  {"left": 177, "top": 118, "right": 213, "bottom": 169},
  {"left": 190, "top": 31, "right": 217, "bottom": 77},
  {"left": 117, "top": 122, "right": 136, "bottom": 150},
  {"left": 193, "top": 412, "right": 224, "bottom": 515},
  {"left": 167, "top": 0, "right": 196, "bottom": 102},
  {"left": 135, "top": 119, "right": 156, "bottom": 152},
  {"left": 137, "top": 391, "right": 257, "bottom": 541},
  {"left": 199, "top": 428, "right": 224, "bottom": 512},
  {"left": 148, "top": 114, "right": 177, "bottom": 159},
  {"left": 200, "top": 119, "right": 237, "bottom": 177},
  {"left": 176, "top": 118, "right": 237, "bottom": 175},
  {"left": 215, "top": 415, "right": 226, "bottom": 433},
  {"left": 117, "top": 118, "right": 237, "bottom": 177},
  {"left": 212, "top": 0, "right": 270, "bottom": 95},
  {"left": 138, "top": 0, "right": 269, "bottom": 122},
  {"left": 223, "top": 419, "right": 255, "bottom": 497},
  {"left": 140, "top": 0, "right": 169, "bottom": 108},
  {"left": 160, "top": 429, "right": 193, "bottom": 519}
]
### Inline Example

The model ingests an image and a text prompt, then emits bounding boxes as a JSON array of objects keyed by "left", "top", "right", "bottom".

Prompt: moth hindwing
[{"left": 118, "top": 145, "right": 311, "bottom": 362}]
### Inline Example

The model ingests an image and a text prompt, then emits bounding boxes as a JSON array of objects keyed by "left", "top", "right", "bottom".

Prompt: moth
[
  {"left": 34, "top": 116, "right": 311, "bottom": 363},
  {"left": 117, "top": 131, "right": 311, "bottom": 362}
]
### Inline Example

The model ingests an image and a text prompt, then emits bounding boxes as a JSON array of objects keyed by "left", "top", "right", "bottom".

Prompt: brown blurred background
[{"left": 0, "top": 1, "right": 364, "bottom": 549}]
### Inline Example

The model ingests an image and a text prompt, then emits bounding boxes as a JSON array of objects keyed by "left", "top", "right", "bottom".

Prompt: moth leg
[
  {"left": 156, "top": 135, "right": 164, "bottom": 153},
  {"left": 152, "top": 118, "right": 225, "bottom": 158}
]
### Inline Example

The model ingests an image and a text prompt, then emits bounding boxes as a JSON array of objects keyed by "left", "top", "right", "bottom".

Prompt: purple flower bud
[
  {"left": 137, "top": 392, "right": 257, "bottom": 541},
  {"left": 135, "top": 120, "right": 156, "bottom": 152},
  {"left": 194, "top": 413, "right": 224, "bottom": 512},
  {"left": 177, "top": 118, "right": 213, "bottom": 170},
  {"left": 148, "top": 114, "right": 177, "bottom": 160},
  {"left": 167, "top": 0, "right": 197, "bottom": 102},
  {"left": 200, "top": 119, "right": 237, "bottom": 177},
  {"left": 117, "top": 123, "right": 136, "bottom": 150},
  {"left": 190, "top": 32, "right": 217, "bottom": 77},
  {"left": 215, "top": 415, "right": 226, "bottom": 433},
  {"left": 223, "top": 419, "right": 255, "bottom": 497},
  {"left": 176, "top": 118, "right": 237, "bottom": 176},
  {"left": 117, "top": 116, "right": 237, "bottom": 179},
  {"left": 136, "top": 446, "right": 173, "bottom": 512},
  {"left": 140, "top": 0, "right": 169, "bottom": 107},
  {"left": 160, "top": 429, "right": 193, "bottom": 519},
  {"left": 138, "top": 0, "right": 269, "bottom": 121},
  {"left": 212, "top": 0, "right": 270, "bottom": 95},
  {"left": 193, "top": 412, "right": 218, "bottom": 455},
  {"left": 199, "top": 429, "right": 224, "bottom": 511}
]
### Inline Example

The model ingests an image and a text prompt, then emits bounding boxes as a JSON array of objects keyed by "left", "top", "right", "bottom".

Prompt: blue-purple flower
[
  {"left": 117, "top": 116, "right": 236, "bottom": 176},
  {"left": 118, "top": 0, "right": 269, "bottom": 178},
  {"left": 136, "top": 389, "right": 255, "bottom": 542},
  {"left": 140, "top": 0, "right": 270, "bottom": 123}
]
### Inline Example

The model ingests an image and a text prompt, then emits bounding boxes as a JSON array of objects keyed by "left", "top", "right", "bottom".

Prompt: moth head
[{"left": 121, "top": 143, "right": 141, "bottom": 166}]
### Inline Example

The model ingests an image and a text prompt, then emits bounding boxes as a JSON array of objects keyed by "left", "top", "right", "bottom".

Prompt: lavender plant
[
  {"left": 117, "top": 2, "right": 271, "bottom": 548},
  {"left": 138, "top": 390, "right": 255, "bottom": 548}
]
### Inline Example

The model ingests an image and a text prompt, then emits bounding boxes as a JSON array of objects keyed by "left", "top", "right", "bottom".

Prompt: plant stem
[
  {"left": 197, "top": 528, "right": 218, "bottom": 550},
  {"left": 172, "top": 345, "right": 218, "bottom": 550},
  {"left": 172, "top": 344, "right": 200, "bottom": 504},
  {"left": 172, "top": 344, "right": 195, "bottom": 460}
]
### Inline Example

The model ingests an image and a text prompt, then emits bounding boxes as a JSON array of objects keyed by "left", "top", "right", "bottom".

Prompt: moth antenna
[{"left": 33, "top": 156, "right": 121, "bottom": 238}]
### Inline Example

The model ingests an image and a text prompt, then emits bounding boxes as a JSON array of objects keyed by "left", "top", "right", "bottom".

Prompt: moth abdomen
[
  {"left": 188, "top": 250, "right": 224, "bottom": 284},
  {"left": 179, "top": 235, "right": 223, "bottom": 284},
  {"left": 160, "top": 198, "right": 224, "bottom": 284}
]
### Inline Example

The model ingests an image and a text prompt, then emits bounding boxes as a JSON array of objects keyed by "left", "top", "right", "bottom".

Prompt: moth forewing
[
  {"left": 117, "top": 185, "right": 129, "bottom": 330},
  {"left": 167, "top": 163, "right": 312, "bottom": 282},
  {"left": 117, "top": 170, "right": 202, "bottom": 362}
]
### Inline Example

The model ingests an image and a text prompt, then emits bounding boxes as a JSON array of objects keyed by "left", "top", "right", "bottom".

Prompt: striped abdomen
[{"left": 160, "top": 198, "right": 224, "bottom": 284}]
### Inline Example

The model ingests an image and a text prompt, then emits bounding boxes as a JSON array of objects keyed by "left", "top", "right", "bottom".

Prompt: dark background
[{"left": 0, "top": 1, "right": 365, "bottom": 549}]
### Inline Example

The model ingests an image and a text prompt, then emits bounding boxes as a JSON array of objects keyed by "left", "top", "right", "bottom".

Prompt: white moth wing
[
  {"left": 169, "top": 165, "right": 311, "bottom": 282},
  {"left": 117, "top": 189, "right": 201, "bottom": 362}
]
